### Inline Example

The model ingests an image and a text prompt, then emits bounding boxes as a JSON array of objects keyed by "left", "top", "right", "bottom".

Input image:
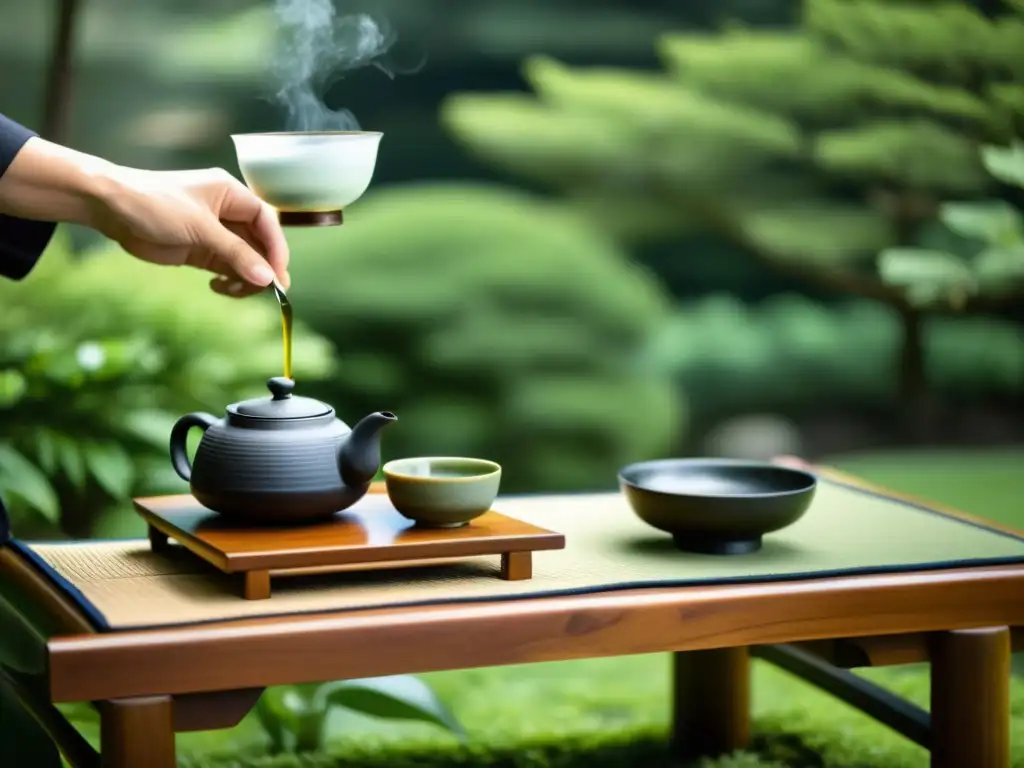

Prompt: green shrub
[
  {"left": 284, "top": 182, "right": 683, "bottom": 492},
  {"left": 646, "top": 293, "right": 1024, "bottom": 423},
  {"left": 0, "top": 229, "right": 335, "bottom": 539}
]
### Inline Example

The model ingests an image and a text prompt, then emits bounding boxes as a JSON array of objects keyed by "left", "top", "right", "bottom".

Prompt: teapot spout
[{"left": 338, "top": 411, "right": 397, "bottom": 488}]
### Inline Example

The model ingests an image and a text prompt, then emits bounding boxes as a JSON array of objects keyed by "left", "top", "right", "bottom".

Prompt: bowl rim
[
  {"left": 231, "top": 131, "right": 383, "bottom": 138},
  {"left": 383, "top": 456, "right": 502, "bottom": 483},
  {"left": 618, "top": 457, "right": 817, "bottom": 500}
]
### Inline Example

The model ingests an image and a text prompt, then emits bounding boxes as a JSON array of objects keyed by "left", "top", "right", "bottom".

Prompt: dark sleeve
[{"left": 0, "top": 114, "right": 57, "bottom": 281}]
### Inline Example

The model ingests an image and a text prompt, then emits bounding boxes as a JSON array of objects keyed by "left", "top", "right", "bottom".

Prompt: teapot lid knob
[
  {"left": 229, "top": 377, "right": 331, "bottom": 420},
  {"left": 267, "top": 377, "right": 295, "bottom": 401}
]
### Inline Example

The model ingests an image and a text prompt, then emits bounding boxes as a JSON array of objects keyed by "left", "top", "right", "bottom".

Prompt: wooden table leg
[
  {"left": 672, "top": 647, "right": 750, "bottom": 761},
  {"left": 501, "top": 551, "right": 532, "bottom": 580},
  {"left": 148, "top": 525, "right": 169, "bottom": 553},
  {"left": 930, "top": 626, "right": 1010, "bottom": 768},
  {"left": 244, "top": 570, "right": 271, "bottom": 600},
  {"left": 99, "top": 696, "right": 175, "bottom": 768}
]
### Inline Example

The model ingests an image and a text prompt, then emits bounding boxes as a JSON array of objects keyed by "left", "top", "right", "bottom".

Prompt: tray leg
[
  {"left": 147, "top": 525, "right": 169, "bottom": 553},
  {"left": 671, "top": 647, "right": 750, "bottom": 761},
  {"left": 244, "top": 570, "right": 271, "bottom": 600},
  {"left": 501, "top": 551, "right": 532, "bottom": 581},
  {"left": 99, "top": 696, "right": 175, "bottom": 768},
  {"left": 930, "top": 626, "right": 1010, "bottom": 768}
]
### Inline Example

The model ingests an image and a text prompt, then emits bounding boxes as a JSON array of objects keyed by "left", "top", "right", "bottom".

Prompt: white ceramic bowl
[{"left": 231, "top": 131, "right": 382, "bottom": 212}]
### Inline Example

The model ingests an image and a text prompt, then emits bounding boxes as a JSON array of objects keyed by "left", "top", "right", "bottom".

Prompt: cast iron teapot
[{"left": 169, "top": 377, "right": 397, "bottom": 523}]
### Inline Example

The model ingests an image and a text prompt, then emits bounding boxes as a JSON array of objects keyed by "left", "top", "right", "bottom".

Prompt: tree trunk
[
  {"left": 42, "top": 0, "right": 82, "bottom": 143},
  {"left": 896, "top": 306, "right": 934, "bottom": 442}
]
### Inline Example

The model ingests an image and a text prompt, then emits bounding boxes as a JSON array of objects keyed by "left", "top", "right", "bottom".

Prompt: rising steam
[{"left": 271, "top": 0, "right": 396, "bottom": 131}]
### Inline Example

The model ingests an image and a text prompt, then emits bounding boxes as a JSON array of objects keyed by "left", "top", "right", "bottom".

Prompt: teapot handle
[{"left": 169, "top": 412, "right": 218, "bottom": 482}]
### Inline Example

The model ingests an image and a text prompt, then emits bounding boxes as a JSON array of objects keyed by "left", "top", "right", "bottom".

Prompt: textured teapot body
[{"left": 169, "top": 378, "right": 396, "bottom": 523}]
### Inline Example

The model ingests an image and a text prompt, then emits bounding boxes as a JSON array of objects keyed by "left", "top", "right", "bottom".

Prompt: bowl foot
[
  {"left": 413, "top": 520, "right": 470, "bottom": 529},
  {"left": 279, "top": 210, "right": 343, "bottom": 227},
  {"left": 672, "top": 534, "right": 762, "bottom": 555}
]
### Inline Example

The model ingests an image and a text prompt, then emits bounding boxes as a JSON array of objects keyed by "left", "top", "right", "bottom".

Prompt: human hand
[
  {"left": 93, "top": 166, "right": 290, "bottom": 297},
  {"left": 0, "top": 137, "right": 290, "bottom": 297}
]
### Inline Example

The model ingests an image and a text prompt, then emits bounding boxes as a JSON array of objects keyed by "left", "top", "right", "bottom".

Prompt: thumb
[{"left": 198, "top": 219, "right": 276, "bottom": 287}]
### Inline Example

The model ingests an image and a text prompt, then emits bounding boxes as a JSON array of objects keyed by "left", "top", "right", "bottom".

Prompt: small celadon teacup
[{"left": 383, "top": 457, "right": 502, "bottom": 528}]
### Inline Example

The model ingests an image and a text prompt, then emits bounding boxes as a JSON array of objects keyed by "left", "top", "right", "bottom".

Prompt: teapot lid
[{"left": 229, "top": 377, "right": 332, "bottom": 420}]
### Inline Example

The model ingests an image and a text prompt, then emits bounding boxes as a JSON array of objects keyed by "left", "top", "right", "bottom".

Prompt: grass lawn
[
  {"left": 83, "top": 449, "right": 1024, "bottom": 767},
  {"left": 827, "top": 448, "right": 1024, "bottom": 528}
]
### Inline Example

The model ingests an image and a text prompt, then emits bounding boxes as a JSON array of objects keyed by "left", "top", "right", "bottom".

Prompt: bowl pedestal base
[
  {"left": 278, "top": 210, "right": 343, "bottom": 227},
  {"left": 673, "top": 534, "right": 763, "bottom": 556}
]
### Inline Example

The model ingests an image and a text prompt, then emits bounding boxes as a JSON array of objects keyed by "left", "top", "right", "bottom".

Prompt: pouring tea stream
[
  {"left": 271, "top": 278, "right": 293, "bottom": 381},
  {"left": 231, "top": 130, "right": 384, "bottom": 380}
]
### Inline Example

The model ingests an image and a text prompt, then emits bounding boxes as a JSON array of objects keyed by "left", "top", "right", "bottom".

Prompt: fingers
[
  {"left": 216, "top": 180, "right": 291, "bottom": 289},
  {"left": 197, "top": 218, "right": 276, "bottom": 288},
  {"left": 248, "top": 201, "right": 291, "bottom": 289},
  {"left": 197, "top": 224, "right": 276, "bottom": 298},
  {"left": 209, "top": 274, "right": 262, "bottom": 299}
]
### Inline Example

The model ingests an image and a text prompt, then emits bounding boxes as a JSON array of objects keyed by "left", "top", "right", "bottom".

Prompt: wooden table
[{"left": 1, "top": 464, "right": 1022, "bottom": 768}]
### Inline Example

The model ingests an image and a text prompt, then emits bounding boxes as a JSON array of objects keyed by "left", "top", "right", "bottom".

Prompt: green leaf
[
  {"left": 92, "top": 505, "right": 149, "bottom": 540},
  {"left": 939, "top": 201, "right": 1024, "bottom": 245},
  {"left": 82, "top": 441, "right": 135, "bottom": 499},
  {"left": 0, "top": 370, "right": 26, "bottom": 408},
  {"left": 0, "top": 444, "right": 61, "bottom": 523},
  {"left": 56, "top": 703, "right": 99, "bottom": 726},
  {"left": 120, "top": 409, "right": 179, "bottom": 450},
  {"left": 441, "top": 93, "right": 635, "bottom": 184},
  {"left": 54, "top": 435, "right": 86, "bottom": 491},
  {"left": 981, "top": 142, "right": 1024, "bottom": 188},
  {"left": 815, "top": 121, "right": 987, "bottom": 194},
  {"left": 317, "top": 676, "right": 466, "bottom": 740},
  {"left": 523, "top": 55, "right": 802, "bottom": 157},
  {"left": 272, "top": 687, "right": 311, "bottom": 719},
  {"left": 1, "top": 680, "right": 62, "bottom": 768},
  {"left": 974, "top": 245, "right": 1024, "bottom": 288},
  {"left": 739, "top": 201, "right": 891, "bottom": 264},
  {"left": 293, "top": 710, "right": 326, "bottom": 753},
  {"left": 877, "top": 248, "right": 976, "bottom": 309},
  {"left": 255, "top": 694, "right": 290, "bottom": 755},
  {"left": 29, "top": 429, "right": 58, "bottom": 475}
]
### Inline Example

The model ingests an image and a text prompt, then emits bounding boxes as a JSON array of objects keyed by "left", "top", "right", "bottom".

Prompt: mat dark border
[{"left": 8, "top": 475, "right": 1024, "bottom": 633}]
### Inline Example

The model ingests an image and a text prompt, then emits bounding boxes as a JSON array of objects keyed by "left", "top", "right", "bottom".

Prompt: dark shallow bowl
[{"left": 618, "top": 458, "right": 818, "bottom": 555}]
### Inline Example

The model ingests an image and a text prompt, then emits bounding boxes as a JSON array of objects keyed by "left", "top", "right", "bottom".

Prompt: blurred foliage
[
  {"left": 441, "top": 0, "right": 1024, "bottom": 428},
  {"left": 285, "top": 182, "right": 683, "bottom": 492},
  {"left": 441, "top": 0, "right": 1024, "bottom": 309},
  {"left": 0, "top": 229, "right": 335, "bottom": 539},
  {"left": 255, "top": 677, "right": 465, "bottom": 755},
  {"left": 644, "top": 293, "right": 1024, "bottom": 422},
  {"left": 879, "top": 141, "right": 1024, "bottom": 309},
  {"left": 0, "top": 0, "right": 759, "bottom": 187}
]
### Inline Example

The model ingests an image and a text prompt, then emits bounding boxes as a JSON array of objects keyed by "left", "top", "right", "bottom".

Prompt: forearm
[{"left": 0, "top": 136, "right": 116, "bottom": 229}]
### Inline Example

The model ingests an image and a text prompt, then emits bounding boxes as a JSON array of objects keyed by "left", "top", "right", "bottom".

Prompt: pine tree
[{"left": 442, "top": 0, "right": 1024, "bottom": 434}]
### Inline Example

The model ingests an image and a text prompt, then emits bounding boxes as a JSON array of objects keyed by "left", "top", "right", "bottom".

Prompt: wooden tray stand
[{"left": 134, "top": 494, "right": 565, "bottom": 600}]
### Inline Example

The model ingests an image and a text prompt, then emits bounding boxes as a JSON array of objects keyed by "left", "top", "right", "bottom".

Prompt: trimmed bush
[
  {"left": 284, "top": 182, "right": 684, "bottom": 492},
  {"left": 644, "top": 293, "right": 1024, "bottom": 424}
]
